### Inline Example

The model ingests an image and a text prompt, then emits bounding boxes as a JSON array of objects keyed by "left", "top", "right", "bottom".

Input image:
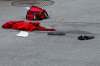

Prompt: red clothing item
[
  {"left": 26, "top": 6, "right": 49, "bottom": 20},
  {"left": 2, "top": 20, "right": 56, "bottom": 32}
]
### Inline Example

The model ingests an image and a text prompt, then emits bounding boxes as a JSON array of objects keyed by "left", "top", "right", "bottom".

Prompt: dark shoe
[{"left": 78, "top": 35, "right": 95, "bottom": 40}]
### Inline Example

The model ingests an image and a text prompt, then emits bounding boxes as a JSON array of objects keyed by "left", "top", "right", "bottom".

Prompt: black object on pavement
[
  {"left": 78, "top": 34, "right": 95, "bottom": 40},
  {"left": 48, "top": 31, "right": 66, "bottom": 36}
]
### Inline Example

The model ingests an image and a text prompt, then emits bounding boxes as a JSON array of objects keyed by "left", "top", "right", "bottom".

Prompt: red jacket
[{"left": 2, "top": 20, "right": 56, "bottom": 32}]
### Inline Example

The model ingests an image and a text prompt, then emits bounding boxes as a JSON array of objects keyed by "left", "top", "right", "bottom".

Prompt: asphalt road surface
[{"left": 0, "top": 0, "right": 100, "bottom": 66}]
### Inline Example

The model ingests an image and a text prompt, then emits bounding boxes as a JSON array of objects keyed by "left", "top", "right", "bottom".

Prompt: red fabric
[
  {"left": 2, "top": 21, "right": 15, "bottom": 29},
  {"left": 26, "top": 6, "right": 48, "bottom": 20},
  {"left": 30, "top": 6, "right": 43, "bottom": 12},
  {"left": 2, "top": 20, "right": 56, "bottom": 32}
]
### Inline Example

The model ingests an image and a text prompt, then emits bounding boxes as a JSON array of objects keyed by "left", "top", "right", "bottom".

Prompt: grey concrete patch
[{"left": 0, "top": 0, "right": 100, "bottom": 66}]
